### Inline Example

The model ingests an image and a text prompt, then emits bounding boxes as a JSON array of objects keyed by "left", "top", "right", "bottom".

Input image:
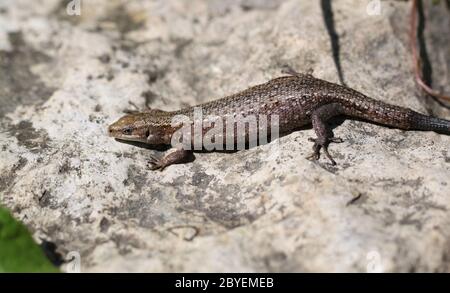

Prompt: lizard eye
[
  {"left": 122, "top": 127, "right": 133, "bottom": 135},
  {"left": 145, "top": 129, "right": 150, "bottom": 137}
]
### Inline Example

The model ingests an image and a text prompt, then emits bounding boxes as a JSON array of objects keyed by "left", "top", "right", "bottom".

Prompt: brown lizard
[{"left": 108, "top": 68, "right": 450, "bottom": 170}]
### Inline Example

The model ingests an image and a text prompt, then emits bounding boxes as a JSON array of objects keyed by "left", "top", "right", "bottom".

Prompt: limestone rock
[{"left": 1, "top": 0, "right": 450, "bottom": 272}]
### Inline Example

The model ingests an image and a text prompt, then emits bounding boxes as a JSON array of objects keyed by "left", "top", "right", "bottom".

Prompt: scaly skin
[{"left": 108, "top": 69, "right": 450, "bottom": 170}]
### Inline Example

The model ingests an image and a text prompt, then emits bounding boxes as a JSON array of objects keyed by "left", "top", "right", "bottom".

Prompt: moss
[{"left": 0, "top": 206, "right": 59, "bottom": 272}]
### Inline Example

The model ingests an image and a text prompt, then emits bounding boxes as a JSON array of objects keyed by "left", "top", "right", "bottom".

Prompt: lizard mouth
[
  {"left": 115, "top": 138, "right": 134, "bottom": 143},
  {"left": 113, "top": 135, "right": 148, "bottom": 143}
]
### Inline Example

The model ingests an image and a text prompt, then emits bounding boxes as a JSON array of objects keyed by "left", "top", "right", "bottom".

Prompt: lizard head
[{"left": 108, "top": 113, "right": 172, "bottom": 145}]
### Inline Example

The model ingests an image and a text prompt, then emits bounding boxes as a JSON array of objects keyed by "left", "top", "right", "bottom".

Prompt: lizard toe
[
  {"left": 330, "top": 137, "right": 344, "bottom": 143},
  {"left": 306, "top": 137, "right": 339, "bottom": 165},
  {"left": 322, "top": 145, "right": 337, "bottom": 165},
  {"left": 147, "top": 156, "right": 163, "bottom": 170},
  {"left": 306, "top": 142, "right": 321, "bottom": 161},
  {"left": 306, "top": 153, "right": 320, "bottom": 161},
  {"left": 147, "top": 162, "right": 161, "bottom": 170}
]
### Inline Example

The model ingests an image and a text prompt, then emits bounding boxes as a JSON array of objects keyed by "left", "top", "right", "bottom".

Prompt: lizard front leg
[
  {"left": 147, "top": 148, "right": 192, "bottom": 171},
  {"left": 307, "top": 103, "right": 344, "bottom": 165}
]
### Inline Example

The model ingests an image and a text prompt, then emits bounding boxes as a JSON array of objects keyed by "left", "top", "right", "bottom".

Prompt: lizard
[{"left": 108, "top": 68, "right": 450, "bottom": 170}]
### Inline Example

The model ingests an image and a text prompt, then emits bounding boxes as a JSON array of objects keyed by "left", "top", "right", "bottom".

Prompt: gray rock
[{"left": 0, "top": 0, "right": 450, "bottom": 272}]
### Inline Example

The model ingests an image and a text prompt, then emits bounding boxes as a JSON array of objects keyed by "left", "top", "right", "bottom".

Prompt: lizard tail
[
  {"left": 409, "top": 112, "right": 450, "bottom": 134},
  {"left": 344, "top": 96, "right": 450, "bottom": 135}
]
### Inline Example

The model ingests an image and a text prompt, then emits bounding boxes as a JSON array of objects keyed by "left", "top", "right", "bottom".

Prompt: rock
[{"left": 1, "top": 0, "right": 450, "bottom": 272}]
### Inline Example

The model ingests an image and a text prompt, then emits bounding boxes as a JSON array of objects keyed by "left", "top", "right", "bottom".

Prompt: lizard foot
[
  {"left": 147, "top": 155, "right": 166, "bottom": 171},
  {"left": 306, "top": 137, "right": 343, "bottom": 165},
  {"left": 147, "top": 148, "right": 192, "bottom": 171}
]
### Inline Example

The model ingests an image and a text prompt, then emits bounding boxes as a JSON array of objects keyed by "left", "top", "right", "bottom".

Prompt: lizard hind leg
[{"left": 306, "top": 103, "right": 345, "bottom": 165}]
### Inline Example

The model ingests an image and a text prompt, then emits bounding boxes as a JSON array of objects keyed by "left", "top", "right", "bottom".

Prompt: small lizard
[{"left": 108, "top": 68, "right": 450, "bottom": 170}]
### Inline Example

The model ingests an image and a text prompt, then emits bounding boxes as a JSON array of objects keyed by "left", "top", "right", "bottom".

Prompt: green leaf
[{"left": 0, "top": 206, "right": 59, "bottom": 273}]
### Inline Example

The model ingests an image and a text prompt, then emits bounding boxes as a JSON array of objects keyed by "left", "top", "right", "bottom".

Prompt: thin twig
[{"left": 410, "top": 0, "right": 450, "bottom": 102}]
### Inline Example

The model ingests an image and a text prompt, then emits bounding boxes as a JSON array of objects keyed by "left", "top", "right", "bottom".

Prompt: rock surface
[{"left": 1, "top": 0, "right": 450, "bottom": 272}]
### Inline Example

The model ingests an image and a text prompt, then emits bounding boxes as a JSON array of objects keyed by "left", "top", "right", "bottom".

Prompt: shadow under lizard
[{"left": 108, "top": 68, "right": 450, "bottom": 170}]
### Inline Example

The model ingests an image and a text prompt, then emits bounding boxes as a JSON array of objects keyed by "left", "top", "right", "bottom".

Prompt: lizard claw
[
  {"left": 306, "top": 137, "right": 342, "bottom": 165},
  {"left": 329, "top": 137, "right": 344, "bottom": 143},
  {"left": 322, "top": 145, "right": 336, "bottom": 165},
  {"left": 306, "top": 139, "right": 321, "bottom": 161},
  {"left": 306, "top": 151, "right": 320, "bottom": 162},
  {"left": 147, "top": 155, "right": 165, "bottom": 171},
  {"left": 281, "top": 65, "right": 314, "bottom": 78},
  {"left": 281, "top": 65, "right": 300, "bottom": 76}
]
